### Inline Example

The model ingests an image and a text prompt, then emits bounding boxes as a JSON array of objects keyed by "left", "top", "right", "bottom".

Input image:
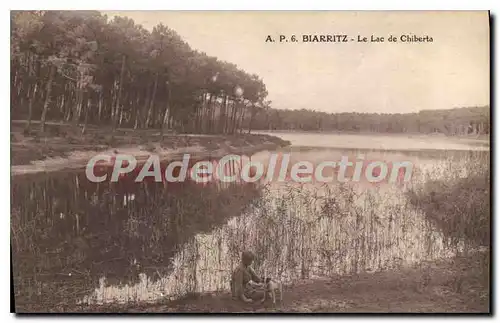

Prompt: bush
[{"left": 407, "top": 153, "right": 490, "bottom": 249}]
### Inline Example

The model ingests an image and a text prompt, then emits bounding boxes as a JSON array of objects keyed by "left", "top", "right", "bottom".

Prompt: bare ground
[{"left": 37, "top": 251, "right": 489, "bottom": 314}]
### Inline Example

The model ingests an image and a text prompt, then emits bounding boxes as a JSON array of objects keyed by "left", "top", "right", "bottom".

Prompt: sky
[{"left": 103, "top": 11, "right": 489, "bottom": 114}]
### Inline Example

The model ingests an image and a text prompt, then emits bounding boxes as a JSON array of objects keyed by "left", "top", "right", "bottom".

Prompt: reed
[{"left": 11, "top": 151, "right": 490, "bottom": 311}]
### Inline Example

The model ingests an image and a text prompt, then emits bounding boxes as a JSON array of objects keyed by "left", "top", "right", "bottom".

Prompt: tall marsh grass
[
  {"left": 84, "top": 181, "right": 452, "bottom": 304},
  {"left": 12, "top": 151, "right": 490, "bottom": 309},
  {"left": 407, "top": 151, "right": 490, "bottom": 250},
  {"left": 85, "top": 152, "right": 490, "bottom": 304}
]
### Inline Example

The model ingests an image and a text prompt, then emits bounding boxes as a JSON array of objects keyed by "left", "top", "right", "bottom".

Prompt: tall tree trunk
[
  {"left": 119, "top": 105, "right": 124, "bottom": 126},
  {"left": 82, "top": 96, "right": 90, "bottom": 135},
  {"left": 230, "top": 100, "right": 238, "bottom": 134},
  {"left": 133, "top": 91, "right": 141, "bottom": 129},
  {"left": 248, "top": 106, "right": 257, "bottom": 134},
  {"left": 160, "top": 81, "right": 171, "bottom": 137},
  {"left": 194, "top": 92, "right": 204, "bottom": 133},
  {"left": 73, "top": 75, "right": 83, "bottom": 125},
  {"left": 140, "top": 81, "right": 152, "bottom": 129},
  {"left": 200, "top": 93, "right": 206, "bottom": 133},
  {"left": 205, "top": 93, "right": 213, "bottom": 134},
  {"left": 211, "top": 95, "right": 218, "bottom": 134},
  {"left": 58, "top": 93, "right": 64, "bottom": 116},
  {"left": 113, "top": 55, "right": 126, "bottom": 132},
  {"left": 97, "top": 91, "right": 103, "bottom": 124},
  {"left": 40, "top": 64, "right": 56, "bottom": 133},
  {"left": 24, "top": 52, "right": 37, "bottom": 132},
  {"left": 64, "top": 86, "right": 73, "bottom": 122},
  {"left": 220, "top": 95, "right": 227, "bottom": 134},
  {"left": 26, "top": 83, "right": 37, "bottom": 132},
  {"left": 225, "top": 99, "right": 232, "bottom": 134},
  {"left": 239, "top": 105, "right": 247, "bottom": 134},
  {"left": 207, "top": 94, "right": 213, "bottom": 133},
  {"left": 146, "top": 71, "right": 159, "bottom": 129}
]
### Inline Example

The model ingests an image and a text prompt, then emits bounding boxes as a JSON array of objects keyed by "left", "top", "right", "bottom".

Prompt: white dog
[{"left": 261, "top": 277, "right": 283, "bottom": 304}]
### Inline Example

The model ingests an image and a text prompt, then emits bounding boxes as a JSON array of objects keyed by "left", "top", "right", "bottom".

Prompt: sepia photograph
[{"left": 10, "top": 10, "right": 490, "bottom": 313}]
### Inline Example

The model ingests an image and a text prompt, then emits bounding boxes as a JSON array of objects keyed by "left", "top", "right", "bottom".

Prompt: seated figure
[{"left": 230, "top": 250, "right": 266, "bottom": 303}]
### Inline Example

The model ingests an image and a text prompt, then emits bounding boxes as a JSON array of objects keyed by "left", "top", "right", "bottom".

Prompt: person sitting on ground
[{"left": 230, "top": 250, "right": 266, "bottom": 303}]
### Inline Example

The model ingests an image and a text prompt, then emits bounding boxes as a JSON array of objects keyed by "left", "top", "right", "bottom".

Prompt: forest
[
  {"left": 11, "top": 10, "right": 269, "bottom": 135},
  {"left": 252, "top": 106, "right": 490, "bottom": 135},
  {"left": 11, "top": 11, "right": 490, "bottom": 137}
]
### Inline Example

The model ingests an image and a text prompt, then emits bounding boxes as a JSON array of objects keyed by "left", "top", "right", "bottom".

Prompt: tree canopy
[
  {"left": 11, "top": 10, "right": 268, "bottom": 134},
  {"left": 250, "top": 106, "right": 490, "bottom": 136}
]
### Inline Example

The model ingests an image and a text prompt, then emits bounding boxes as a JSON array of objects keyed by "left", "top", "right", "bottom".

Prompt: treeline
[
  {"left": 10, "top": 11, "right": 489, "bottom": 137},
  {"left": 11, "top": 11, "right": 270, "bottom": 135},
  {"left": 251, "top": 106, "right": 490, "bottom": 136}
]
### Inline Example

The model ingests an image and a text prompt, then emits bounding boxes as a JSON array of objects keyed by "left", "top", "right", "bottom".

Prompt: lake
[
  {"left": 254, "top": 131, "right": 489, "bottom": 151},
  {"left": 11, "top": 133, "right": 489, "bottom": 310}
]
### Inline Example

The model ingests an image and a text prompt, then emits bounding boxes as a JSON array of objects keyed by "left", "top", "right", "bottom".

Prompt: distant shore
[{"left": 253, "top": 129, "right": 490, "bottom": 140}]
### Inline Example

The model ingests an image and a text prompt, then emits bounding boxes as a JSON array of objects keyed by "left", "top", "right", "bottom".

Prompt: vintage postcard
[{"left": 10, "top": 11, "right": 490, "bottom": 313}]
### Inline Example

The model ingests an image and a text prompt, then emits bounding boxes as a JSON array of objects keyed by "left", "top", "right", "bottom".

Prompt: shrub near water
[{"left": 407, "top": 152, "right": 490, "bottom": 250}]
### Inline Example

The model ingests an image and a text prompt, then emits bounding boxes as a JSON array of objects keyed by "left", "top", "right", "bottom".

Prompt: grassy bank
[
  {"left": 11, "top": 121, "right": 290, "bottom": 173},
  {"left": 71, "top": 250, "right": 489, "bottom": 313},
  {"left": 407, "top": 151, "right": 490, "bottom": 250}
]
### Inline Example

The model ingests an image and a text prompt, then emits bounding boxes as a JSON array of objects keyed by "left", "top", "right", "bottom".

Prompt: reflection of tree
[{"left": 11, "top": 169, "right": 260, "bottom": 311}]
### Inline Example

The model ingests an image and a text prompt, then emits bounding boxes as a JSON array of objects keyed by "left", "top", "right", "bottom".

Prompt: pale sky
[{"left": 103, "top": 11, "right": 489, "bottom": 113}]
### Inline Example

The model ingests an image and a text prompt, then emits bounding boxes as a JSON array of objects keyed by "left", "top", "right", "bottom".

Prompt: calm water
[
  {"left": 11, "top": 133, "right": 489, "bottom": 309},
  {"left": 255, "top": 131, "right": 490, "bottom": 151}
]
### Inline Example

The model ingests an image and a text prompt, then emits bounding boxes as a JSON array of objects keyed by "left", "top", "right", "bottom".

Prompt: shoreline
[
  {"left": 11, "top": 122, "right": 291, "bottom": 176},
  {"left": 11, "top": 142, "right": 287, "bottom": 177},
  {"left": 11, "top": 122, "right": 489, "bottom": 177},
  {"left": 253, "top": 129, "right": 490, "bottom": 140},
  {"left": 11, "top": 140, "right": 290, "bottom": 177},
  {"left": 15, "top": 250, "right": 488, "bottom": 313}
]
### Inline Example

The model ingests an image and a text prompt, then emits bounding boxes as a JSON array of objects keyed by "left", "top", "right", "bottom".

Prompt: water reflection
[
  {"left": 254, "top": 131, "right": 490, "bottom": 152},
  {"left": 11, "top": 148, "right": 489, "bottom": 310},
  {"left": 11, "top": 168, "right": 260, "bottom": 310},
  {"left": 81, "top": 182, "right": 454, "bottom": 305}
]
